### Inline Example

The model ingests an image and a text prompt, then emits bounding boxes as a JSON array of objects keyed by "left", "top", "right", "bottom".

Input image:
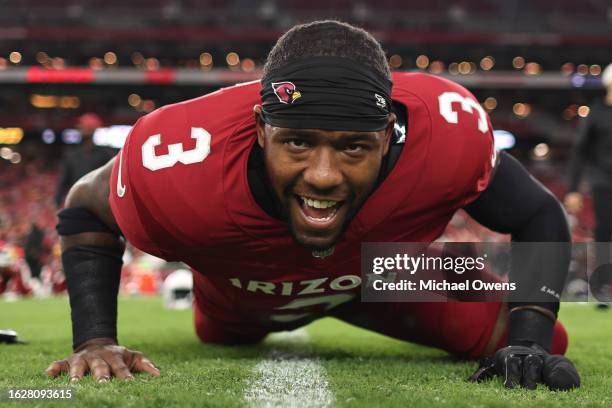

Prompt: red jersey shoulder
[
  {"left": 109, "top": 81, "right": 261, "bottom": 258},
  {"left": 391, "top": 72, "right": 496, "bottom": 207},
  {"left": 392, "top": 72, "right": 491, "bottom": 133}
]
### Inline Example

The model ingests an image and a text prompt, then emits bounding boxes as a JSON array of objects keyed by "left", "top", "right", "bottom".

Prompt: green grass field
[{"left": 1, "top": 297, "right": 611, "bottom": 407}]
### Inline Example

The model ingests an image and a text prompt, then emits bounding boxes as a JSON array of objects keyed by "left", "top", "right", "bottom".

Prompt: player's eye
[
  {"left": 286, "top": 139, "right": 310, "bottom": 150},
  {"left": 343, "top": 144, "right": 366, "bottom": 155}
]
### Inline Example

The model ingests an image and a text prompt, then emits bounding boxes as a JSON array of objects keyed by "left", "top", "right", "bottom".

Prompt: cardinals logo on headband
[{"left": 272, "top": 82, "right": 302, "bottom": 104}]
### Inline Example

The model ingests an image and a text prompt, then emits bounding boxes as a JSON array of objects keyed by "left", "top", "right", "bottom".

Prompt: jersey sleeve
[
  {"left": 449, "top": 87, "right": 497, "bottom": 207},
  {"left": 109, "top": 115, "right": 170, "bottom": 259},
  {"left": 108, "top": 104, "right": 213, "bottom": 261},
  {"left": 415, "top": 73, "right": 495, "bottom": 208}
]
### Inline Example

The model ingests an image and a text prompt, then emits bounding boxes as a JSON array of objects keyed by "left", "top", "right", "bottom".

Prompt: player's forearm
[
  {"left": 567, "top": 117, "right": 592, "bottom": 192},
  {"left": 62, "top": 244, "right": 123, "bottom": 349},
  {"left": 465, "top": 152, "right": 571, "bottom": 349},
  {"left": 57, "top": 159, "right": 124, "bottom": 349},
  {"left": 508, "top": 194, "right": 570, "bottom": 350}
]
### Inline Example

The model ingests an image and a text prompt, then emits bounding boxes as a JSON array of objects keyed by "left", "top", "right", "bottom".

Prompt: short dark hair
[{"left": 263, "top": 20, "right": 390, "bottom": 79}]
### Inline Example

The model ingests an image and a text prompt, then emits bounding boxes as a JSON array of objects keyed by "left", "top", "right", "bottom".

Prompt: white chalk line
[{"left": 243, "top": 329, "right": 334, "bottom": 408}]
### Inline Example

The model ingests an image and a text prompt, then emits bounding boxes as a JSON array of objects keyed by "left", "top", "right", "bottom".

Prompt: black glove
[{"left": 469, "top": 343, "right": 580, "bottom": 391}]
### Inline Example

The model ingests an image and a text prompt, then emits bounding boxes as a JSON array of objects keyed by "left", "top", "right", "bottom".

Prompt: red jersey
[{"left": 109, "top": 72, "right": 495, "bottom": 327}]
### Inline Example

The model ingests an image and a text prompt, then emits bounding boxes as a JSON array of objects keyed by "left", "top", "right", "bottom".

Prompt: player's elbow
[
  {"left": 541, "top": 193, "right": 571, "bottom": 242},
  {"left": 64, "top": 158, "right": 114, "bottom": 210},
  {"left": 515, "top": 192, "right": 571, "bottom": 243},
  {"left": 61, "top": 158, "right": 120, "bottom": 238},
  {"left": 64, "top": 172, "right": 96, "bottom": 209}
]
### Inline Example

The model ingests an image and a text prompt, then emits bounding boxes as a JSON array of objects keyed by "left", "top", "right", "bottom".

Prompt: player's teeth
[{"left": 301, "top": 197, "right": 337, "bottom": 209}]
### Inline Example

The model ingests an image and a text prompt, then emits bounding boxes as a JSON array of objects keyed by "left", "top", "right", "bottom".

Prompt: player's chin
[{"left": 288, "top": 195, "right": 349, "bottom": 250}]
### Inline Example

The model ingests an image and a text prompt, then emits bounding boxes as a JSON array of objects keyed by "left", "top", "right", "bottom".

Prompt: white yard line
[{"left": 244, "top": 329, "right": 334, "bottom": 408}]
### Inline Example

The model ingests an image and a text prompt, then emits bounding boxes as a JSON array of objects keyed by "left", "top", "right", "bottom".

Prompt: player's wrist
[
  {"left": 74, "top": 337, "right": 118, "bottom": 352},
  {"left": 507, "top": 306, "right": 555, "bottom": 352}
]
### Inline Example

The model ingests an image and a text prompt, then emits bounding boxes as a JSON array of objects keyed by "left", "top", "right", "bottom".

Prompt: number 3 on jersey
[
  {"left": 438, "top": 92, "right": 489, "bottom": 133},
  {"left": 142, "top": 127, "right": 211, "bottom": 171}
]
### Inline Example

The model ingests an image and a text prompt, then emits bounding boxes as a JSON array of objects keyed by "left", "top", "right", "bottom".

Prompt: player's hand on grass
[
  {"left": 45, "top": 337, "right": 160, "bottom": 383},
  {"left": 469, "top": 344, "right": 580, "bottom": 391}
]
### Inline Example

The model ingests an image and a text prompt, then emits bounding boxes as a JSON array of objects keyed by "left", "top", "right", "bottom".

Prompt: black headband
[{"left": 260, "top": 56, "right": 393, "bottom": 132}]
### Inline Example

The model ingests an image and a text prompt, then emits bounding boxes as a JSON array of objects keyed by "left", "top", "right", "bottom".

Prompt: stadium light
[
  {"left": 199, "top": 52, "right": 213, "bottom": 68},
  {"left": 561, "top": 62, "right": 574, "bottom": 76},
  {"left": 35, "top": 52, "right": 49, "bottom": 65},
  {"left": 0, "top": 128, "right": 23, "bottom": 144},
  {"left": 42, "top": 129, "right": 56, "bottom": 144},
  {"left": 9, "top": 52, "right": 22, "bottom": 64},
  {"left": 480, "top": 56, "right": 494, "bottom": 71},
  {"left": 492, "top": 130, "right": 516, "bottom": 150},
  {"left": 524, "top": 62, "right": 541, "bottom": 75},
  {"left": 9, "top": 152, "right": 21, "bottom": 164},
  {"left": 226, "top": 52, "right": 240, "bottom": 67},
  {"left": 416, "top": 55, "right": 429, "bottom": 69},
  {"left": 145, "top": 58, "right": 160, "bottom": 71},
  {"left": 93, "top": 125, "right": 132, "bottom": 148},
  {"left": 131, "top": 52, "right": 145, "bottom": 66},
  {"left": 532, "top": 143, "right": 550, "bottom": 159},
  {"left": 128, "top": 93, "right": 141, "bottom": 107},
  {"left": 0, "top": 147, "right": 12, "bottom": 159},
  {"left": 389, "top": 54, "right": 402, "bottom": 69},
  {"left": 241, "top": 58, "right": 255, "bottom": 72},
  {"left": 483, "top": 97, "right": 497, "bottom": 110},
  {"left": 61, "top": 129, "right": 81, "bottom": 144},
  {"left": 104, "top": 52, "right": 118, "bottom": 65},
  {"left": 577, "top": 106, "right": 590, "bottom": 117},
  {"left": 513, "top": 103, "right": 531, "bottom": 118},
  {"left": 512, "top": 56, "right": 525, "bottom": 69}
]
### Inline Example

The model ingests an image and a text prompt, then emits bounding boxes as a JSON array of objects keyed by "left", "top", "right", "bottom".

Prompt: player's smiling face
[{"left": 254, "top": 106, "right": 395, "bottom": 251}]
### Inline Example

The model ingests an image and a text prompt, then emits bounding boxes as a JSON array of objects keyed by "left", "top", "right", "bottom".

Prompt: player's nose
[{"left": 302, "top": 147, "right": 343, "bottom": 191}]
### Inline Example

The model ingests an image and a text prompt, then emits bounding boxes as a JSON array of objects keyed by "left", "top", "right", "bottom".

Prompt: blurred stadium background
[{"left": 0, "top": 0, "right": 610, "bottom": 299}]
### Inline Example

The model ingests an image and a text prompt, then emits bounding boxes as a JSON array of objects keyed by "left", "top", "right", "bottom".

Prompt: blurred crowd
[{"left": 0, "top": 149, "right": 177, "bottom": 299}]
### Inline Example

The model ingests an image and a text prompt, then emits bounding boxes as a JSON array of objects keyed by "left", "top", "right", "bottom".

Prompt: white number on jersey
[
  {"left": 270, "top": 293, "right": 355, "bottom": 323},
  {"left": 142, "top": 127, "right": 211, "bottom": 171},
  {"left": 438, "top": 92, "right": 489, "bottom": 133}
]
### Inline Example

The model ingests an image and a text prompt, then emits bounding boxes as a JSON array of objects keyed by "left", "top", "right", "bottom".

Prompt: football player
[{"left": 46, "top": 21, "right": 579, "bottom": 390}]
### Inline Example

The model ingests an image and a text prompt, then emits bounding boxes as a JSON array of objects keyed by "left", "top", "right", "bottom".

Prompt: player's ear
[
  {"left": 253, "top": 105, "right": 265, "bottom": 148},
  {"left": 382, "top": 112, "right": 396, "bottom": 156}
]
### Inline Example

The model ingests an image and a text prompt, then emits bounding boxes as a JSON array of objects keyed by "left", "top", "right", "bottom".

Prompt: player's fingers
[
  {"left": 45, "top": 360, "right": 69, "bottom": 378},
  {"left": 542, "top": 354, "right": 581, "bottom": 391},
  {"left": 503, "top": 355, "right": 523, "bottom": 389},
  {"left": 68, "top": 358, "right": 88, "bottom": 382},
  {"left": 107, "top": 355, "right": 134, "bottom": 380},
  {"left": 129, "top": 352, "right": 161, "bottom": 377},
  {"left": 86, "top": 357, "right": 111, "bottom": 383},
  {"left": 469, "top": 365, "right": 495, "bottom": 382},
  {"left": 469, "top": 356, "right": 495, "bottom": 382},
  {"left": 521, "top": 354, "right": 543, "bottom": 390}
]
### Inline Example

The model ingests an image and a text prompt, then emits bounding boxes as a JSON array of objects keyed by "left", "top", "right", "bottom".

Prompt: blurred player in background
[
  {"left": 24, "top": 222, "right": 44, "bottom": 281},
  {"left": 565, "top": 63, "right": 612, "bottom": 305},
  {"left": 55, "top": 113, "right": 115, "bottom": 207},
  {"left": 48, "top": 21, "right": 579, "bottom": 391},
  {"left": 0, "top": 241, "right": 31, "bottom": 297}
]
